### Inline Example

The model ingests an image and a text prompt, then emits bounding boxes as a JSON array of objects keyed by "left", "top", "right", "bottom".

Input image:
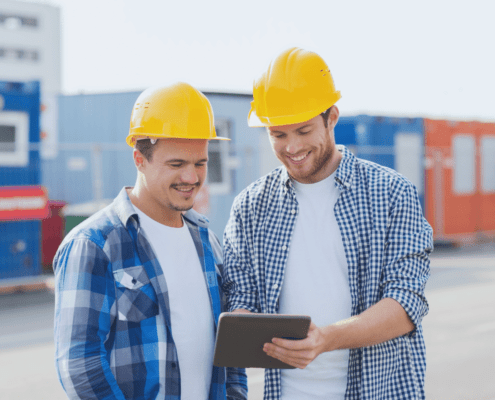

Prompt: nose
[
  {"left": 285, "top": 136, "right": 304, "bottom": 155},
  {"left": 180, "top": 165, "right": 200, "bottom": 184}
]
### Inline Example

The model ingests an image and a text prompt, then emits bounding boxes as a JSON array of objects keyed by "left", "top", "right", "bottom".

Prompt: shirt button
[
  {"left": 171, "top": 362, "right": 177, "bottom": 368},
  {"left": 272, "top": 283, "right": 278, "bottom": 289},
  {"left": 291, "top": 209, "right": 296, "bottom": 214},
  {"left": 282, "top": 245, "right": 287, "bottom": 251}
]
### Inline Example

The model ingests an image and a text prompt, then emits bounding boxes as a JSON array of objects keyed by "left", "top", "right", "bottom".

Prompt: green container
[{"left": 63, "top": 200, "right": 113, "bottom": 235}]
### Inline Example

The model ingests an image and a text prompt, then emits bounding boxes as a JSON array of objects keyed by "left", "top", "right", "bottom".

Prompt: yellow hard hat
[
  {"left": 248, "top": 47, "right": 341, "bottom": 127},
  {"left": 126, "top": 82, "right": 229, "bottom": 147}
]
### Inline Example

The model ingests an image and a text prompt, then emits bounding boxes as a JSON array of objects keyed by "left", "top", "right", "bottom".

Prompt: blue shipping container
[{"left": 0, "top": 81, "right": 43, "bottom": 282}]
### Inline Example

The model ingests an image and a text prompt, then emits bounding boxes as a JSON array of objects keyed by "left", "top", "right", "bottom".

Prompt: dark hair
[
  {"left": 320, "top": 106, "right": 332, "bottom": 128},
  {"left": 135, "top": 139, "right": 156, "bottom": 161}
]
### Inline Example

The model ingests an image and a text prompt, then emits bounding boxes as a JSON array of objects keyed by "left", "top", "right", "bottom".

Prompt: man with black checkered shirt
[{"left": 222, "top": 48, "right": 432, "bottom": 400}]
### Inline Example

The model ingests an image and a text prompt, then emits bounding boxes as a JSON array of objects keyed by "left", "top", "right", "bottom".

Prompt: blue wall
[
  {"left": 42, "top": 91, "right": 139, "bottom": 203},
  {"left": 42, "top": 90, "right": 258, "bottom": 239}
]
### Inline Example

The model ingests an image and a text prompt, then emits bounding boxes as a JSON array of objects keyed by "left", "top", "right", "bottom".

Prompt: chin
[{"left": 170, "top": 202, "right": 194, "bottom": 212}]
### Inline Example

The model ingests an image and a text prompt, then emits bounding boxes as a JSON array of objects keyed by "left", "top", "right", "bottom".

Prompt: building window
[
  {"left": 0, "top": 14, "right": 38, "bottom": 29},
  {"left": 0, "top": 125, "right": 16, "bottom": 152},
  {"left": 207, "top": 119, "right": 231, "bottom": 194},
  {"left": 0, "top": 111, "right": 29, "bottom": 167},
  {"left": 0, "top": 47, "right": 39, "bottom": 62}
]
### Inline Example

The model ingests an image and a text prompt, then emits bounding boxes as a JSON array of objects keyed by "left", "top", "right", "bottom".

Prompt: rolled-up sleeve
[
  {"left": 54, "top": 238, "right": 126, "bottom": 400},
  {"left": 381, "top": 184, "right": 433, "bottom": 332}
]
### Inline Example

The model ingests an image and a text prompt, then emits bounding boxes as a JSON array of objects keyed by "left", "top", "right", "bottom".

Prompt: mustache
[{"left": 171, "top": 183, "right": 200, "bottom": 189}]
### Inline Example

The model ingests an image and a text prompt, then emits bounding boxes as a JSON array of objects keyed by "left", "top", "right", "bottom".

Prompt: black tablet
[{"left": 213, "top": 312, "right": 311, "bottom": 369}]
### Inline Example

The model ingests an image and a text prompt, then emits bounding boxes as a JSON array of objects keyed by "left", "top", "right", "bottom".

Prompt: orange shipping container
[{"left": 425, "top": 119, "right": 495, "bottom": 242}]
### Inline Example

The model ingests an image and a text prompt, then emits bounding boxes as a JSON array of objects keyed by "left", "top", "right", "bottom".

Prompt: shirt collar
[
  {"left": 334, "top": 145, "right": 355, "bottom": 190},
  {"left": 281, "top": 145, "right": 356, "bottom": 193},
  {"left": 113, "top": 187, "right": 209, "bottom": 229}
]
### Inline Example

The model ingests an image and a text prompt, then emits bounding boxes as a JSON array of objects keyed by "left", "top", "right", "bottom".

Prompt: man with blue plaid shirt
[
  {"left": 223, "top": 48, "right": 433, "bottom": 399},
  {"left": 53, "top": 83, "right": 247, "bottom": 400}
]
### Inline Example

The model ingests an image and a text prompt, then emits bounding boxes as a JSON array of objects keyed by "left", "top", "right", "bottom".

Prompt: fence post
[{"left": 92, "top": 144, "right": 103, "bottom": 202}]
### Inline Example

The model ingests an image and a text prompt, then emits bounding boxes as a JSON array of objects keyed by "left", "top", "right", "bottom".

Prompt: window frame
[
  {"left": 0, "top": 111, "right": 29, "bottom": 167},
  {"left": 207, "top": 118, "right": 231, "bottom": 195}
]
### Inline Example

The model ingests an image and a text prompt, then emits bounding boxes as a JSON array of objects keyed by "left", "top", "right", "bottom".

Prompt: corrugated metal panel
[{"left": 43, "top": 90, "right": 256, "bottom": 239}]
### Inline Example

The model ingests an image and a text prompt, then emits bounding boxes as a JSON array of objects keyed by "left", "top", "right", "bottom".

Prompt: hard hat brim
[
  {"left": 126, "top": 134, "right": 230, "bottom": 147},
  {"left": 247, "top": 93, "right": 341, "bottom": 128}
]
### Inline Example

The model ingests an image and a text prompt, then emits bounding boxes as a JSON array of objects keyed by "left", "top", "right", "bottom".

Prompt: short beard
[
  {"left": 168, "top": 203, "right": 194, "bottom": 212},
  {"left": 286, "top": 144, "right": 334, "bottom": 183}
]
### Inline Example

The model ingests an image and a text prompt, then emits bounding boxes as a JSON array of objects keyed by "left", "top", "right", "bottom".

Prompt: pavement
[{"left": 0, "top": 242, "right": 494, "bottom": 399}]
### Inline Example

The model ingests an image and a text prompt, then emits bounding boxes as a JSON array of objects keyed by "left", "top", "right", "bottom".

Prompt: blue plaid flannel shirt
[
  {"left": 53, "top": 187, "right": 247, "bottom": 400},
  {"left": 223, "top": 146, "right": 433, "bottom": 400}
]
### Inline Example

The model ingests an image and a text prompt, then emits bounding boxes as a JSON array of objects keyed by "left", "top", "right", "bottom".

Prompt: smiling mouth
[
  {"left": 172, "top": 184, "right": 199, "bottom": 195},
  {"left": 287, "top": 152, "right": 310, "bottom": 163}
]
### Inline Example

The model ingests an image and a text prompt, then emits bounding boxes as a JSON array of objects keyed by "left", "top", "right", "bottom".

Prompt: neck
[{"left": 127, "top": 186, "right": 183, "bottom": 228}]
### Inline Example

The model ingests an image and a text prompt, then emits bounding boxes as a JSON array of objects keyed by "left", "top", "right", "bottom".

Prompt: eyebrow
[
  {"left": 166, "top": 158, "right": 208, "bottom": 164},
  {"left": 269, "top": 124, "right": 312, "bottom": 135}
]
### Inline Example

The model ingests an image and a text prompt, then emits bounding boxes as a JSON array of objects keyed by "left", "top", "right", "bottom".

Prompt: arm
[
  {"left": 264, "top": 298, "right": 413, "bottom": 368},
  {"left": 54, "top": 238, "right": 126, "bottom": 399},
  {"left": 222, "top": 205, "right": 260, "bottom": 313},
  {"left": 264, "top": 183, "right": 432, "bottom": 368},
  {"left": 208, "top": 229, "right": 248, "bottom": 400},
  {"left": 226, "top": 367, "right": 248, "bottom": 400}
]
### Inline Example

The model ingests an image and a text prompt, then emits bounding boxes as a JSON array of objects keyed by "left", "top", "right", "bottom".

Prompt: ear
[
  {"left": 329, "top": 105, "right": 340, "bottom": 129},
  {"left": 133, "top": 148, "right": 145, "bottom": 171}
]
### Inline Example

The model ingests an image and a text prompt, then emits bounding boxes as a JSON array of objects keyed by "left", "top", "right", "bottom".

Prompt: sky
[{"left": 22, "top": 0, "right": 495, "bottom": 121}]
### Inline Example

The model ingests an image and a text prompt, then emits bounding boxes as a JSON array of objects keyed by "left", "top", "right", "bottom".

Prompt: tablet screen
[{"left": 213, "top": 312, "right": 311, "bottom": 369}]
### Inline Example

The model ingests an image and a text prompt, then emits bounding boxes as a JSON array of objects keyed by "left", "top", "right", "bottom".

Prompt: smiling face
[
  {"left": 130, "top": 138, "right": 208, "bottom": 227},
  {"left": 268, "top": 106, "right": 341, "bottom": 184}
]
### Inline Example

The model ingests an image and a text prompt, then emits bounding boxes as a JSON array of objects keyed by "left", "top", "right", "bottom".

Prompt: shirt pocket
[{"left": 113, "top": 265, "right": 159, "bottom": 323}]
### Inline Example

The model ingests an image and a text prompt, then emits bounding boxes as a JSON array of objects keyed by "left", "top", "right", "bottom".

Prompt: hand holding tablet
[{"left": 213, "top": 312, "right": 311, "bottom": 369}]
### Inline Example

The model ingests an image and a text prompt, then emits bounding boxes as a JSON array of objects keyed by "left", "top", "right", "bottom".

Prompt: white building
[{"left": 0, "top": 0, "right": 61, "bottom": 159}]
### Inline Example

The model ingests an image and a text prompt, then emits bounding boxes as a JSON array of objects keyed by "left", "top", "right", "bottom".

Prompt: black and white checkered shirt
[{"left": 223, "top": 145, "right": 433, "bottom": 400}]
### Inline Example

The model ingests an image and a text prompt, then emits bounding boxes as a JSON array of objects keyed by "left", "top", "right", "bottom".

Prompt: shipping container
[
  {"left": 335, "top": 115, "right": 425, "bottom": 208},
  {"left": 0, "top": 81, "right": 48, "bottom": 283},
  {"left": 425, "top": 119, "right": 495, "bottom": 242}
]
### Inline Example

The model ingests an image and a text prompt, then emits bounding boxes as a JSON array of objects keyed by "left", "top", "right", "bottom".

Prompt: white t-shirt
[
  {"left": 134, "top": 206, "right": 214, "bottom": 400},
  {"left": 278, "top": 172, "right": 352, "bottom": 400}
]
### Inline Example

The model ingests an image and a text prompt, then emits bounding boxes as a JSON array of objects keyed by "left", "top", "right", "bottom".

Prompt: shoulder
[
  {"left": 232, "top": 166, "right": 286, "bottom": 212},
  {"left": 59, "top": 201, "right": 124, "bottom": 253},
  {"left": 351, "top": 157, "right": 421, "bottom": 218},
  {"left": 356, "top": 157, "right": 417, "bottom": 195},
  {"left": 183, "top": 209, "right": 223, "bottom": 263}
]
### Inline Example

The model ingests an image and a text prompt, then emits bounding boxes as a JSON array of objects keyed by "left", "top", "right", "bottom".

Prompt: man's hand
[
  {"left": 262, "top": 322, "right": 332, "bottom": 369},
  {"left": 232, "top": 309, "right": 253, "bottom": 314}
]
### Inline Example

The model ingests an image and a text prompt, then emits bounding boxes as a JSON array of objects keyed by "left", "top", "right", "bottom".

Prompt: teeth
[
  {"left": 290, "top": 153, "right": 308, "bottom": 162},
  {"left": 176, "top": 187, "right": 193, "bottom": 192}
]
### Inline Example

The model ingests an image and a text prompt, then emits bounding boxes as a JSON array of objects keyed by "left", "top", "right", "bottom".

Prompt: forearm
[
  {"left": 56, "top": 342, "right": 126, "bottom": 399},
  {"left": 226, "top": 367, "right": 248, "bottom": 400},
  {"left": 323, "top": 297, "right": 414, "bottom": 352}
]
